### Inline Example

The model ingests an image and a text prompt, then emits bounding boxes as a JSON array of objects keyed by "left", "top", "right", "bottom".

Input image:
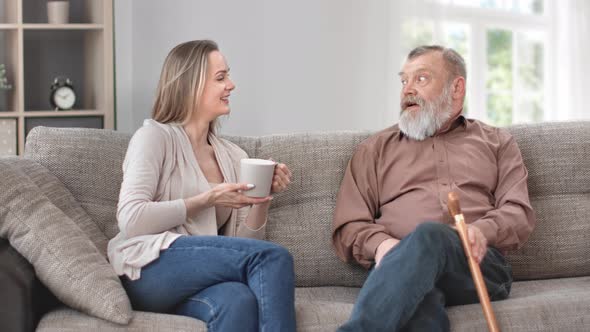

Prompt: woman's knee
[
  {"left": 221, "top": 282, "right": 258, "bottom": 313},
  {"left": 259, "top": 243, "right": 294, "bottom": 267},
  {"left": 196, "top": 282, "right": 258, "bottom": 331}
]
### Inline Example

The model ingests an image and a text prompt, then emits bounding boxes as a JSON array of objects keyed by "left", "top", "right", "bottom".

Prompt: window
[{"left": 400, "top": 0, "right": 549, "bottom": 126}]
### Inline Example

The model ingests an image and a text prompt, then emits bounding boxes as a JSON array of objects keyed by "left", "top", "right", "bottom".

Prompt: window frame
[{"left": 400, "top": 0, "right": 554, "bottom": 125}]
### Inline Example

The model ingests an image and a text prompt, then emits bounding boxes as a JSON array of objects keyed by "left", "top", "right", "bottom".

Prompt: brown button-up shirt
[{"left": 332, "top": 117, "right": 536, "bottom": 269}]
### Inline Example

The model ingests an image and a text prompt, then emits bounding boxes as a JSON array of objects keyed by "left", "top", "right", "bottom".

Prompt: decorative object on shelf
[
  {"left": 0, "top": 119, "right": 17, "bottom": 155},
  {"left": 50, "top": 76, "right": 76, "bottom": 110},
  {"left": 47, "top": 0, "right": 69, "bottom": 24},
  {"left": 0, "top": 64, "right": 12, "bottom": 91},
  {"left": 0, "top": 64, "right": 12, "bottom": 112}
]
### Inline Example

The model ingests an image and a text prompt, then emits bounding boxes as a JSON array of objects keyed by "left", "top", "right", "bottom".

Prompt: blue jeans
[
  {"left": 121, "top": 235, "right": 296, "bottom": 332},
  {"left": 338, "top": 222, "right": 513, "bottom": 332}
]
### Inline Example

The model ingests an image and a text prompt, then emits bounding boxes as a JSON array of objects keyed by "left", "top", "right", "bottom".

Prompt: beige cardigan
[{"left": 107, "top": 119, "right": 265, "bottom": 280}]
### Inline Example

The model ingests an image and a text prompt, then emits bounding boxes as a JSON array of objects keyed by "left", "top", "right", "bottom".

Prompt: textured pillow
[
  {"left": 0, "top": 158, "right": 132, "bottom": 324},
  {"left": 8, "top": 157, "right": 110, "bottom": 256}
]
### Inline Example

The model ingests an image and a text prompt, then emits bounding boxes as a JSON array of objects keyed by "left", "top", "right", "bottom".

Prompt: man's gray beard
[{"left": 398, "top": 85, "right": 453, "bottom": 141}]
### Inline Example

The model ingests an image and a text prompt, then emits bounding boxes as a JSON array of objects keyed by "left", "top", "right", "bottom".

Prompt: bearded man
[{"left": 332, "top": 45, "right": 536, "bottom": 332}]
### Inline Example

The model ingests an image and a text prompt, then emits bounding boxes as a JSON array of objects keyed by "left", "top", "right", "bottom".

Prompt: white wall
[{"left": 115, "top": 0, "right": 403, "bottom": 135}]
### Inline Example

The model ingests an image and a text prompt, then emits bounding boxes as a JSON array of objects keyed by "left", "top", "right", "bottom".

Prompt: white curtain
[{"left": 554, "top": 0, "right": 590, "bottom": 121}]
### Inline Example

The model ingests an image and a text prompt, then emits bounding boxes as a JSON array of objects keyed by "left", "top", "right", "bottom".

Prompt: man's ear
[{"left": 452, "top": 77, "right": 466, "bottom": 99}]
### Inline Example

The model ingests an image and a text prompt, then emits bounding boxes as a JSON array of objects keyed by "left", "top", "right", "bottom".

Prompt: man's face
[
  {"left": 399, "top": 51, "right": 448, "bottom": 112},
  {"left": 397, "top": 51, "right": 455, "bottom": 141}
]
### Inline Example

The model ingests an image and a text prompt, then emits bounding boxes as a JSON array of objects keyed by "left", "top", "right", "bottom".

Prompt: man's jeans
[
  {"left": 121, "top": 235, "right": 296, "bottom": 332},
  {"left": 339, "top": 222, "right": 513, "bottom": 332}
]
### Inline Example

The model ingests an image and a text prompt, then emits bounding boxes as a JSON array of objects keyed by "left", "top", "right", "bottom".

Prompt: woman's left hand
[{"left": 271, "top": 162, "right": 292, "bottom": 194}]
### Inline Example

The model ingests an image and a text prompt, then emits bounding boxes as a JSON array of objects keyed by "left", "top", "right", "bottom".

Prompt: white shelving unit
[{"left": 0, "top": 0, "right": 114, "bottom": 155}]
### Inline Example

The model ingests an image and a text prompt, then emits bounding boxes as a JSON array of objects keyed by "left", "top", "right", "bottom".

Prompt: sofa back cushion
[
  {"left": 25, "top": 121, "right": 590, "bottom": 286},
  {"left": 506, "top": 122, "right": 590, "bottom": 280},
  {"left": 25, "top": 127, "right": 131, "bottom": 242},
  {"left": 231, "top": 122, "right": 590, "bottom": 284},
  {"left": 228, "top": 133, "right": 371, "bottom": 287}
]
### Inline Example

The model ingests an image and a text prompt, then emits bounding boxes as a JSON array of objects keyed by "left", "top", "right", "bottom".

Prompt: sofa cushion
[
  {"left": 228, "top": 133, "right": 372, "bottom": 287},
  {"left": 447, "top": 276, "right": 590, "bottom": 331},
  {"left": 0, "top": 237, "right": 60, "bottom": 332},
  {"left": 0, "top": 158, "right": 132, "bottom": 324},
  {"left": 0, "top": 237, "right": 38, "bottom": 332},
  {"left": 294, "top": 276, "right": 590, "bottom": 331},
  {"left": 40, "top": 278, "right": 588, "bottom": 331},
  {"left": 37, "top": 307, "right": 204, "bottom": 332},
  {"left": 507, "top": 122, "right": 590, "bottom": 280},
  {"left": 25, "top": 127, "right": 131, "bottom": 241}
]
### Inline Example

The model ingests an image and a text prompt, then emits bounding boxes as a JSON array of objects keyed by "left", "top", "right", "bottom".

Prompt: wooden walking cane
[{"left": 447, "top": 192, "right": 500, "bottom": 332}]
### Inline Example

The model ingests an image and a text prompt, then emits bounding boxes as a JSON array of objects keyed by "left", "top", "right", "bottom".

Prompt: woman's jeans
[
  {"left": 338, "top": 222, "right": 513, "bottom": 332},
  {"left": 121, "top": 235, "right": 296, "bottom": 332}
]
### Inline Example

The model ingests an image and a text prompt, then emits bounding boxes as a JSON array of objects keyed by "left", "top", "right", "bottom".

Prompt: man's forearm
[{"left": 375, "top": 238, "right": 400, "bottom": 267}]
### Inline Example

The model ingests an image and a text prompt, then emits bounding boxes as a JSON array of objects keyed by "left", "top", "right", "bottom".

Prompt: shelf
[
  {"left": 23, "top": 29, "right": 101, "bottom": 111},
  {"left": 0, "top": 0, "right": 18, "bottom": 24},
  {"left": 0, "top": 0, "right": 113, "bottom": 156},
  {"left": 22, "top": 0, "right": 103, "bottom": 24},
  {"left": 24, "top": 110, "right": 104, "bottom": 117},
  {"left": 22, "top": 24, "right": 103, "bottom": 30},
  {"left": 24, "top": 115, "right": 104, "bottom": 137}
]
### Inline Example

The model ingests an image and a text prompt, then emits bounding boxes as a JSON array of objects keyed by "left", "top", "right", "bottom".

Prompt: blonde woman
[{"left": 107, "top": 40, "right": 296, "bottom": 332}]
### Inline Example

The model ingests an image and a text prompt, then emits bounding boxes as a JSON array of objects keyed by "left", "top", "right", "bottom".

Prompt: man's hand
[
  {"left": 375, "top": 238, "right": 399, "bottom": 268},
  {"left": 466, "top": 224, "right": 488, "bottom": 264}
]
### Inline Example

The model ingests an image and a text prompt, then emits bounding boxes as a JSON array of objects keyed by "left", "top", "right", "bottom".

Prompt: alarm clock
[{"left": 50, "top": 77, "right": 76, "bottom": 110}]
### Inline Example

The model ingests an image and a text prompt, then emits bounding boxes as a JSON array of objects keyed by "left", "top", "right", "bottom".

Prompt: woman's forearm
[
  {"left": 244, "top": 200, "right": 272, "bottom": 230},
  {"left": 184, "top": 191, "right": 214, "bottom": 218}
]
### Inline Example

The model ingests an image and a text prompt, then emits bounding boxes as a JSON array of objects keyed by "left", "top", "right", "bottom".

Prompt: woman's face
[{"left": 197, "top": 50, "right": 235, "bottom": 120}]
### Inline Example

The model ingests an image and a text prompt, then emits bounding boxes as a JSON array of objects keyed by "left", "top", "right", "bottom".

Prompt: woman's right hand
[{"left": 207, "top": 183, "right": 272, "bottom": 209}]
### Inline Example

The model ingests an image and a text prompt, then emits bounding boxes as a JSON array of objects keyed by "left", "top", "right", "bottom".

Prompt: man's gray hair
[{"left": 408, "top": 45, "right": 466, "bottom": 81}]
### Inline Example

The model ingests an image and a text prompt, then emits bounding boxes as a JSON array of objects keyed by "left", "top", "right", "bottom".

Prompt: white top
[{"left": 107, "top": 120, "right": 265, "bottom": 280}]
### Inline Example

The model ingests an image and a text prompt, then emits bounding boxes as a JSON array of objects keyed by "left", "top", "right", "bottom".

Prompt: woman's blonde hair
[{"left": 152, "top": 40, "right": 219, "bottom": 130}]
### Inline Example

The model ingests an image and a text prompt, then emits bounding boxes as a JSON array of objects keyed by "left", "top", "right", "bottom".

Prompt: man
[{"left": 332, "top": 45, "right": 535, "bottom": 332}]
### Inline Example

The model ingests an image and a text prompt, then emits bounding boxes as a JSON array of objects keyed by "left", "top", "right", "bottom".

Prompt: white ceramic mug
[
  {"left": 47, "top": 1, "right": 69, "bottom": 24},
  {"left": 239, "top": 158, "right": 276, "bottom": 197}
]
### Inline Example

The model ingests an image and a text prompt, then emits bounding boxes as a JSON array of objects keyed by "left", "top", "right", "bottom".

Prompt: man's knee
[{"left": 411, "top": 222, "right": 460, "bottom": 251}]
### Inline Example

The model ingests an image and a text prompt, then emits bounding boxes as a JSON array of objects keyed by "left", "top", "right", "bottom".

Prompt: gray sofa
[{"left": 4, "top": 121, "right": 590, "bottom": 331}]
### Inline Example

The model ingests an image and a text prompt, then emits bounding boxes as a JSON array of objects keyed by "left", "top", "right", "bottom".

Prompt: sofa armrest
[{"left": 0, "top": 237, "right": 60, "bottom": 332}]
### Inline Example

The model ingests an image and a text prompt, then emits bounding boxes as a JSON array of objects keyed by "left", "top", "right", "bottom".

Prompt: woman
[{"left": 107, "top": 40, "right": 296, "bottom": 332}]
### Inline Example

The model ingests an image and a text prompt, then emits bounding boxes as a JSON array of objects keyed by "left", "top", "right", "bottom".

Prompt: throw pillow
[
  {"left": 7, "top": 157, "right": 110, "bottom": 256},
  {"left": 0, "top": 158, "right": 132, "bottom": 324}
]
